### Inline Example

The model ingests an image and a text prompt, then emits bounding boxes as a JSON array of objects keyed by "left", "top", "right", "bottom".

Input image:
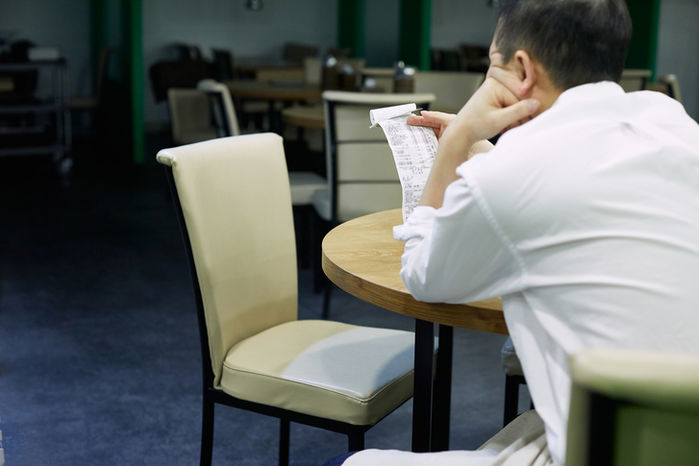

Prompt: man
[{"left": 337, "top": 0, "right": 699, "bottom": 465}]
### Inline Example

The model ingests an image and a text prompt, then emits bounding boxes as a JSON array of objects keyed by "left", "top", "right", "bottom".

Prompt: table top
[
  {"left": 281, "top": 103, "right": 325, "bottom": 129},
  {"left": 225, "top": 79, "right": 322, "bottom": 101},
  {"left": 322, "top": 209, "right": 507, "bottom": 334}
]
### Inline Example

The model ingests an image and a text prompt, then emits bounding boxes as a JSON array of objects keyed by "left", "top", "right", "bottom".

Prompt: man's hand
[
  {"left": 406, "top": 111, "right": 456, "bottom": 140},
  {"left": 444, "top": 77, "right": 540, "bottom": 144},
  {"left": 417, "top": 78, "right": 539, "bottom": 209}
]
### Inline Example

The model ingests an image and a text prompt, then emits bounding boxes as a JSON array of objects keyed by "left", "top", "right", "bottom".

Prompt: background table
[{"left": 323, "top": 209, "right": 506, "bottom": 452}]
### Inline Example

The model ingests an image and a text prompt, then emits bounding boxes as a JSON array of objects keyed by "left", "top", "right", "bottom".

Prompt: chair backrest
[
  {"left": 414, "top": 71, "right": 484, "bottom": 113},
  {"left": 167, "top": 88, "right": 217, "bottom": 145},
  {"left": 658, "top": 74, "right": 682, "bottom": 102},
  {"left": 322, "top": 90, "right": 436, "bottom": 223},
  {"left": 211, "top": 48, "right": 235, "bottom": 81},
  {"left": 282, "top": 42, "right": 319, "bottom": 65},
  {"left": 565, "top": 348, "right": 699, "bottom": 466},
  {"left": 156, "top": 134, "right": 298, "bottom": 387},
  {"left": 619, "top": 69, "right": 651, "bottom": 92},
  {"left": 304, "top": 57, "right": 322, "bottom": 85},
  {"left": 197, "top": 79, "right": 240, "bottom": 136}
]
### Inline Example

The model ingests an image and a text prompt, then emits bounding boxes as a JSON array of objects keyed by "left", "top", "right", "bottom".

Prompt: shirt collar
[{"left": 552, "top": 81, "right": 625, "bottom": 109}]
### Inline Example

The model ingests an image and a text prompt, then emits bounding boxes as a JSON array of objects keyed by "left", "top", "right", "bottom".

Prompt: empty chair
[
  {"left": 156, "top": 133, "right": 416, "bottom": 465},
  {"left": 413, "top": 71, "right": 485, "bottom": 114},
  {"left": 282, "top": 42, "right": 319, "bottom": 65},
  {"left": 167, "top": 88, "right": 218, "bottom": 145},
  {"left": 657, "top": 74, "right": 682, "bottom": 102},
  {"left": 197, "top": 79, "right": 240, "bottom": 137},
  {"left": 619, "top": 68, "right": 651, "bottom": 92},
  {"left": 565, "top": 348, "right": 699, "bottom": 465},
  {"left": 211, "top": 48, "right": 235, "bottom": 81},
  {"left": 313, "top": 91, "right": 436, "bottom": 316}
]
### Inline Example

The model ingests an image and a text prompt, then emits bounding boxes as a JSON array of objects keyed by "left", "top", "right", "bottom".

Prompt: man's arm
[{"left": 416, "top": 78, "right": 539, "bottom": 209}]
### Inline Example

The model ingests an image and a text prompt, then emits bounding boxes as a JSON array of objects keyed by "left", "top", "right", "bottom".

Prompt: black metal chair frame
[{"left": 163, "top": 167, "right": 397, "bottom": 466}]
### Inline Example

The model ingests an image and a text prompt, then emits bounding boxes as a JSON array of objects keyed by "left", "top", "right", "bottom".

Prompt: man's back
[{"left": 460, "top": 81, "right": 699, "bottom": 462}]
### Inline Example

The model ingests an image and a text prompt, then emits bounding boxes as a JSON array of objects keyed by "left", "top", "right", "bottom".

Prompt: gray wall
[
  {"left": 365, "top": 0, "right": 400, "bottom": 67},
  {"left": 431, "top": 0, "right": 499, "bottom": 48},
  {"left": 656, "top": 0, "right": 699, "bottom": 120}
]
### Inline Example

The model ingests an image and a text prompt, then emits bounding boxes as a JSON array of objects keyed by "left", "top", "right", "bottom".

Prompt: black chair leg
[
  {"left": 321, "top": 282, "right": 332, "bottom": 319},
  {"left": 348, "top": 427, "right": 365, "bottom": 451},
  {"left": 279, "top": 418, "right": 290, "bottom": 466},
  {"left": 200, "top": 399, "right": 215, "bottom": 466},
  {"left": 503, "top": 374, "right": 525, "bottom": 427}
]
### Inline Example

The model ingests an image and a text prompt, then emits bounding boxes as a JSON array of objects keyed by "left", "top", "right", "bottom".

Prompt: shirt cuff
[{"left": 392, "top": 205, "right": 437, "bottom": 241}]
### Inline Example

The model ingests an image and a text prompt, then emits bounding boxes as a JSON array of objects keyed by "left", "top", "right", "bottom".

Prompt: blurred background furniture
[
  {"left": 69, "top": 46, "right": 113, "bottom": 136},
  {"left": 167, "top": 88, "right": 219, "bottom": 145},
  {"left": 413, "top": 70, "right": 485, "bottom": 113},
  {"left": 0, "top": 58, "right": 72, "bottom": 173},
  {"left": 211, "top": 48, "right": 235, "bottom": 81},
  {"left": 281, "top": 42, "right": 319, "bottom": 66},
  {"left": 157, "top": 133, "right": 417, "bottom": 466},
  {"left": 646, "top": 73, "right": 682, "bottom": 102},
  {"left": 312, "top": 90, "right": 436, "bottom": 316},
  {"left": 565, "top": 348, "right": 699, "bottom": 466},
  {"left": 619, "top": 68, "right": 652, "bottom": 92}
]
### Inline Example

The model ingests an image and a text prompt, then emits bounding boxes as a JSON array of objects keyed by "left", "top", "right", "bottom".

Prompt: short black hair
[{"left": 494, "top": 0, "right": 632, "bottom": 90}]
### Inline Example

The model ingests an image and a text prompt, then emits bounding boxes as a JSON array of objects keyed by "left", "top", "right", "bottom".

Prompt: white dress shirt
[{"left": 397, "top": 82, "right": 699, "bottom": 465}]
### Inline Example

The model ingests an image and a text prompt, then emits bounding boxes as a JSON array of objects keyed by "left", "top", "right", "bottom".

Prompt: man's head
[{"left": 493, "top": 0, "right": 632, "bottom": 91}]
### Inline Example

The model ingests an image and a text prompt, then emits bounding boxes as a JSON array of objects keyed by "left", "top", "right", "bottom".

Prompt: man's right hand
[{"left": 406, "top": 111, "right": 456, "bottom": 140}]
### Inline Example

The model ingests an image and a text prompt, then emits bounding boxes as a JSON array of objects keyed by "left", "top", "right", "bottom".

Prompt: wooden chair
[{"left": 156, "top": 133, "right": 416, "bottom": 466}]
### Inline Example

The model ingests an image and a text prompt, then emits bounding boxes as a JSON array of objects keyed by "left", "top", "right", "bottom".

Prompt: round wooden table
[{"left": 322, "top": 208, "right": 506, "bottom": 453}]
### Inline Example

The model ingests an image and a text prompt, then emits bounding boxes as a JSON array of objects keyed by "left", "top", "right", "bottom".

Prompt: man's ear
[{"left": 513, "top": 50, "right": 537, "bottom": 98}]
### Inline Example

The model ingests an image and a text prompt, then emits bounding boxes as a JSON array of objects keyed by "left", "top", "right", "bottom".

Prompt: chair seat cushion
[
  {"left": 220, "top": 319, "right": 415, "bottom": 426},
  {"left": 289, "top": 171, "right": 326, "bottom": 206},
  {"left": 501, "top": 337, "right": 524, "bottom": 376},
  {"left": 311, "top": 188, "right": 331, "bottom": 221}
]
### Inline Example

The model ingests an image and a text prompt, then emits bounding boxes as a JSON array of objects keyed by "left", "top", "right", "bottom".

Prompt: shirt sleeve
[{"left": 397, "top": 163, "right": 526, "bottom": 304}]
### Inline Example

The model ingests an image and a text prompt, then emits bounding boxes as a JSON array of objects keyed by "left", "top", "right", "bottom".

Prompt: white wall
[
  {"left": 143, "top": 0, "right": 337, "bottom": 126},
  {"left": 656, "top": 0, "right": 699, "bottom": 120},
  {"left": 431, "top": 0, "right": 499, "bottom": 49},
  {"left": 0, "top": 0, "right": 91, "bottom": 98}
]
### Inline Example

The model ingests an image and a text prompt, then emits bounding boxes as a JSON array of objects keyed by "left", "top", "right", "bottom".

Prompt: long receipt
[{"left": 369, "top": 103, "right": 438, "bottom": 223}]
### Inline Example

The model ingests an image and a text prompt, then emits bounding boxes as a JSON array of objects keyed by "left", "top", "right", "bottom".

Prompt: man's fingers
[{"left": 494, "top": 99, "right": 540, "bottom": 131}]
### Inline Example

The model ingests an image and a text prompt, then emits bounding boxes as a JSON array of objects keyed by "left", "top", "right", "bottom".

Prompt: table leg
[
  {"left": 412, "top": 318, "right": 434, "bottom": 452},
  {"left": 431, "top": 324, "right": 453, "bottom": 451}
]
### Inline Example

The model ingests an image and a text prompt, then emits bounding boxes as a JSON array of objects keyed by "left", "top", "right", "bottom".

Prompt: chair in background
[
  {"left": 149, "top": 60, "right": 212, "bottom": 102},
  {"left": 648, "top": 74, "right": 682, "bottom": 102},
  {"left": 156, "top": 133, "right": 416, "bottom": 466},
  {"left": 565, "top": 348, "right": 699, "bottom": 466},
  {"left": 197, "top": 79, "right": 240, "bottom": 137},
  {"left": 69, "top": 46, "right": 114, "bottom": 135},
  {"left": 313, "top": 91, "right": 436, "bottom": 317},
  {"left": 500, "top": 337, "right": 532, "bottom": 426},
  {"left": 413, "top": 71, "right": 485, "bottom": 114},
  {"left": 211, "top": 48, "right": 235, "bottom": 81},
  {"left": 282, "top": 42, "right": 319, "bottom": 65},
  {"left": 619, "top": 69, "right": 651, "bottom": 92},
  {"left": 167, "top": 88, "right": 218, "bottom": 145}
]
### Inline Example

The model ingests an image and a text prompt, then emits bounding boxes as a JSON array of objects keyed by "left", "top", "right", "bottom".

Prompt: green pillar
[
  {"left": 337, "top": 0, "right": 365, "bottom": 58},
  {"left": 625, "top": 0, "right": 660, "bottom": 80},
  {"left": 398, "top": 0, "right": 431, "bottom": 70},
  {"left": 124, "top": 0, "right": 145, "bottom": 164}
]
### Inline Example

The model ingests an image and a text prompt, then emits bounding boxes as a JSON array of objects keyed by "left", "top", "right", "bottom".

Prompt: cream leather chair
[
  {"left": 566, "top": 348, "right": 699, "bottom": 466},
  {"left": 156, "top": 133, "right": 416, "bottom": 466},
  {"left": 312, "top": 91, "right": 436, "bottom": 316},
  {"left": 413, "top": 71, "right": 484, "bottom": 114}
]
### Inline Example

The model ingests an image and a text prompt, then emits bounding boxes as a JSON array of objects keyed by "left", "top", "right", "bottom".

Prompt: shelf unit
[{"left": 0, "top": 59, "right": 72, "bottom": 171}]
